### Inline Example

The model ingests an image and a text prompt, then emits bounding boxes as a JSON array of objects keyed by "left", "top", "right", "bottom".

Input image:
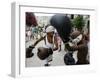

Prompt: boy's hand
[{"left": 29, "top": 45, "right": 35, "bottom": 49}]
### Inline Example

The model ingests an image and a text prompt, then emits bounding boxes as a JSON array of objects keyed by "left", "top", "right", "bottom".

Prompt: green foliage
[{"left": 73, "top": 15, "right": 85, "bottom": 30}]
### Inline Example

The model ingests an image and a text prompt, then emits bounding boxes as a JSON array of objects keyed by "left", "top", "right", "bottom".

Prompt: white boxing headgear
[{"left": 45, "top": 26, "right": 55, "bottom": 33}]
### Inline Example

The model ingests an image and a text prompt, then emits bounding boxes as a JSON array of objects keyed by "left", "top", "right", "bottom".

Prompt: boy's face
[{"left": 47, "top": 32, "right": 54, "bottom": 37}]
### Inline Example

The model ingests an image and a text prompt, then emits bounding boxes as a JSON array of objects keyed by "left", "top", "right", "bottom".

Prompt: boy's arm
[
  {"left": 53, "top": 36, "right": 58, "bottom": 51},
  {"left": 31, "top": 36, "right": 46, "bottom": 47},
  {"left": 67, "top": 38, "right": 87, "bottom": 51}
]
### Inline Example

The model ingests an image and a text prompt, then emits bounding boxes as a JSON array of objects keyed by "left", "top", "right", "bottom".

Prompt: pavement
[{"left": 25, "top": 39, "right": 78, "bottom": 67}]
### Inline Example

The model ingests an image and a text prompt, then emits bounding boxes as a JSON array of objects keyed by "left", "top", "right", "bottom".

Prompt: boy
[{"left": 32, "top": 25, "right": 58, "bottom": 66}]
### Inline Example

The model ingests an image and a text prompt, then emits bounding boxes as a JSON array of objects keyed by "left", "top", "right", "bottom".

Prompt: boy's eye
[{"left": 52, "top": 32, "right": 54, "bottom": 34}]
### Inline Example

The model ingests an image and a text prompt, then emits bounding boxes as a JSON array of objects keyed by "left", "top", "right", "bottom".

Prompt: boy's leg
[{"left": 44, "top": 55, "right": 52, "bottom": 66}]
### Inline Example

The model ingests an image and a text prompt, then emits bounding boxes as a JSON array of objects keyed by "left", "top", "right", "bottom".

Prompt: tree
[{"left": 73, "top": 15, "right": 85, "bottom": 31}]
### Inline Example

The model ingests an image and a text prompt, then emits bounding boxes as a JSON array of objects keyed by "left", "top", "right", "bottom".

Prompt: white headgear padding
[
  {"left": 45, "top": 25, "right": 55, "bottom": 33},
  {"left": 72, "top": 34, "right": 82, "bottom": 44},
  {"left": 68, "top": 31, "right": 83, "bottom": 46},
  {"left": 68, "top": 34, "right": 83, "bottom": 47}
]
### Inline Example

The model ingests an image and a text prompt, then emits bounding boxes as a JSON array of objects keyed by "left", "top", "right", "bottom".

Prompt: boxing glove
[{"left": 37, "top": 47, "right": 53, "bottom": 60}]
